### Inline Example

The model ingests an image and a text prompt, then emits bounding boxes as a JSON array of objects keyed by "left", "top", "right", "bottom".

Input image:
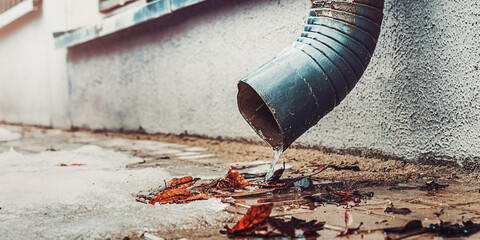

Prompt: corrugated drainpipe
[{"left": 237, "top": 0, "right": 385, "bottom": 151}]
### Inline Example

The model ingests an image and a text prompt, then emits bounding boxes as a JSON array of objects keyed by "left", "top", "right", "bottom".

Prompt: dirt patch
[{"left": 97, "top": 130, "right": 480, "bottom": 185}]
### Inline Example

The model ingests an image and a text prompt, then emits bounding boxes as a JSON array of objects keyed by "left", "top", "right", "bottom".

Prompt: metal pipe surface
[{"left": 237, "top": 0, "right": 385, "bottom": 151}]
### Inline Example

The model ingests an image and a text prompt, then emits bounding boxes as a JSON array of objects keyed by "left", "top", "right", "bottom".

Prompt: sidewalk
[{"left": 0, "top": 124, "right": 479, "bottom": 239}]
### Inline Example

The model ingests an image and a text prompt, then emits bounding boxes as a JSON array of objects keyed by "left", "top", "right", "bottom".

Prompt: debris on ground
[
  {"left": 149, "top": 188, "right": 215, "bottom": 205},
  {"left": 285, "top": 176, "right": 313, "bottom": 190},
  {"left": 388, "top": 183, "right": 420, "bottom": 190},
  {"left": 304, "top": 187, "right": 374, "bottom": 205},
  {"left": 340, "top": 210, "right": 356, "bottom": 236},
  {"left": 384, "top": 220, "right": 423, "bottom": 236},
  {"left": 384, "top": 200, "right": 412, "bottom": 215},
  {"left": 4, "top": 125, "right": 480, "bottom": 239},
  {"left": 57, "top": 163, "right": 86, "bottom": 166},
  {"left": 426, "top": 221, "right": 480, "bottom": 237},
  {"left": 321, "top": 210, "right": 363, "bottom": 236},
  {"left": 201, "top": 166, "right": 250, "bottom": 192},
  {"left": 388, "top": 180, "right": 450, "bottom": 197},
  {"left": 267, "top": 166, "right": 285, "bottom": 183},
  {"left": 384, "top": 220, "right": 480, "bottom": 239},
  {"left": 222, "top": 203, "right": 324, "bottom": 238},
  {"left": 328, "top": 164, "right": 361, "bottom": 171},
  {"left": 434, "top": 209, "right": 445, "bottom": 218},
  {"left": 419, "top": 180, "right": 449, "bottom": 191},
  {"left": 136, "top": 176, "right": 215, "bottom": 205},
  {"left": 138, "top": 167, "right": 253, "bottom": 204}
]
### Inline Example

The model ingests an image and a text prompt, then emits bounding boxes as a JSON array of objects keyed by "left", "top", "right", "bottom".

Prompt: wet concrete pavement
[{"left": 1, "top": 124, "right": 480, "bottom": 239}]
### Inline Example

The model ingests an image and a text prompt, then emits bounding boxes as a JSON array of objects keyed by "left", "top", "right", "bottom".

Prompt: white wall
[
  {"left": 0, "top": 0, "right": 69, "bottom": 127},
  {"left": 2, "top": 0, "right": 480, "bottom": 164},
  {"left": 65, "top": 0, "right": 480, "bottom": 163}
]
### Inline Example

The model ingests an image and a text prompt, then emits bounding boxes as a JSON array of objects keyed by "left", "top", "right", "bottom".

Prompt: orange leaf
[
  {"left": 182, "top": 193, "right": 216, "bottom": 203},
  {"left": 57, "top": 163, "right": 85, "bottom": 166},
  {"left": 226, "top": 203, "right": 273, "bottom": 235},
  {"left": 149, "top": 188, "right": 193, "bottom": 205},
  {"left": 167, "top": 176, "right": 198, "bottom": 189},
  {"left": 218, "top": 166, "right": 249, "bottom": 189}
]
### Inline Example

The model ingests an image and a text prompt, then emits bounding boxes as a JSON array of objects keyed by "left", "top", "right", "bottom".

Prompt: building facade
[{"left": 1, "top": 0, "right": 480, "bottom": 164}]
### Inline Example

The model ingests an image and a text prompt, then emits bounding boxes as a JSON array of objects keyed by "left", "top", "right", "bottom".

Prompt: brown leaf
[
  {"left": 57, "top": 163, "right": 85, "bottom": 166},
  {"left": 166, "top": 176, "right": 199, "bottom": 189},
  {"left": 385, "top": 206, "right": 412, "bottom": 215},
  {"left": 181, "top": 193, "right": 216, "bottom": 203},
  {"left": 149, "top": 188, "right": 193, "bottom": 205},
  {"left": 226, "top": 203, "right": 273, "bottom": 235},
  {"left": 206, "top": 166, "right": 249, "bottom": 191},
  {"left": 233, "top": 217, "right": 324, "bottom": 238},
  {"left": 221, "top": 166, "right": 249, "bottom": 189},
  {"left": 269, "top": 167, "right": 285, "bottom": 183},
  {"left": 224, "top": 203, "right": 324, "bottom": 238}
]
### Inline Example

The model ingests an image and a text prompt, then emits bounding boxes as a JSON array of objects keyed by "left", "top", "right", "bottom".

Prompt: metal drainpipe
[{"left": 237, "top": 0, "right": 385, "bottom": 151}]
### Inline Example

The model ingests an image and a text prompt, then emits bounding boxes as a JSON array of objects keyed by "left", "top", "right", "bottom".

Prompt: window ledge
[
  {"left": 0, "top": 0, "right": 37, "bottom": 29},
  {"left": 53, "top": 0, "right": 206, "bottom": 48}
]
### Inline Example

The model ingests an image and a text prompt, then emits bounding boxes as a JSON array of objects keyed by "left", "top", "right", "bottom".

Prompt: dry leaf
[
  {"left": 220, "top": 166, "right": 249, "bottom": 189},
  {"left": 149, "top": 188, "right": 193, "bottom": 205},
  {"left": 224, "top": 203, "right": 324, "bottom": 238},
  {"left": 203, "top": 166, "right": 250, "bottom": 191},
  {"left": 57, "top": 163, "right": 85, "bottom": 166},
  {"left": 226, "top": 203, "right": 273, "bottom": 235},
  {"left": 181, "top": 193, "right": 216, "bottom": 203},
  {"left": 166, "top": 176, "right": 199, "bottom": 189}
]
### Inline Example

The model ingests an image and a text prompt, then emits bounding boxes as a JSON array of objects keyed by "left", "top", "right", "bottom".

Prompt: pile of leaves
[
  {"left": 222, "top": 203, "right": 324, "bottom": 238},
  {"left": 200, "top": 166, "right": 250, "bottom": 192},
  {"left": 136, "top": 166, "right": 251, "bottom": 205},
  {"left": 135, "top": 164, "right": 374, "bottom": 238}
]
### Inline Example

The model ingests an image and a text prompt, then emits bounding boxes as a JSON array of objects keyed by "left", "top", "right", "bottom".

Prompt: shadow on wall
[
  {"left": 65, "top": 0, "right": 297, "bottom": 134},
  {"left": 380, "top": 0, "right": 480, "bottom": 162}
]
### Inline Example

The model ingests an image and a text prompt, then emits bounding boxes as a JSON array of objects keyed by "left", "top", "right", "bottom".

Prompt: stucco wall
[
  {"left": 66, "top": 0, "right": 309, "bottom": 136},
  {"left": 300, "top": 0, "right": 480, "bottom": 163},
  {"left": 4, "top": 0, "right": 479, "bottom": 163},
  {"left": 67, "top": 0, "right": 480, "bottom": 163},
  {"left": 0, "top": 0, "right": 69, "bottom": 127}
]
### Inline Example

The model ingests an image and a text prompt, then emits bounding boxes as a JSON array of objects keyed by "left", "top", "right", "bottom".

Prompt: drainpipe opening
[
  {"left": 237, "top": 0, "right": 384, "bottom": 152},
  {"left": 237, "top": 82, "right": 283, "bottom": 149}
]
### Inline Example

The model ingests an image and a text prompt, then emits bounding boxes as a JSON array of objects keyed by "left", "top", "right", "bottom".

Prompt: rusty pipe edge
[{"left": 237, "top": 0, "right": 385, "bottom": 151}]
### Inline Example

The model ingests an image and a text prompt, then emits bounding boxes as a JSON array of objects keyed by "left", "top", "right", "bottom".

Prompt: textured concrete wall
[
  {"left": 0, "top": 0, "right": 69, "bottom": 127},
  {"left": 300, "top": 0, "right": 480, "bottom": 163},
  {"left": 66, "top": 0, "right": 309, "bottom": 135},
  {"left": 33, "top": 0, "right": 480, "bottom": 162}
]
